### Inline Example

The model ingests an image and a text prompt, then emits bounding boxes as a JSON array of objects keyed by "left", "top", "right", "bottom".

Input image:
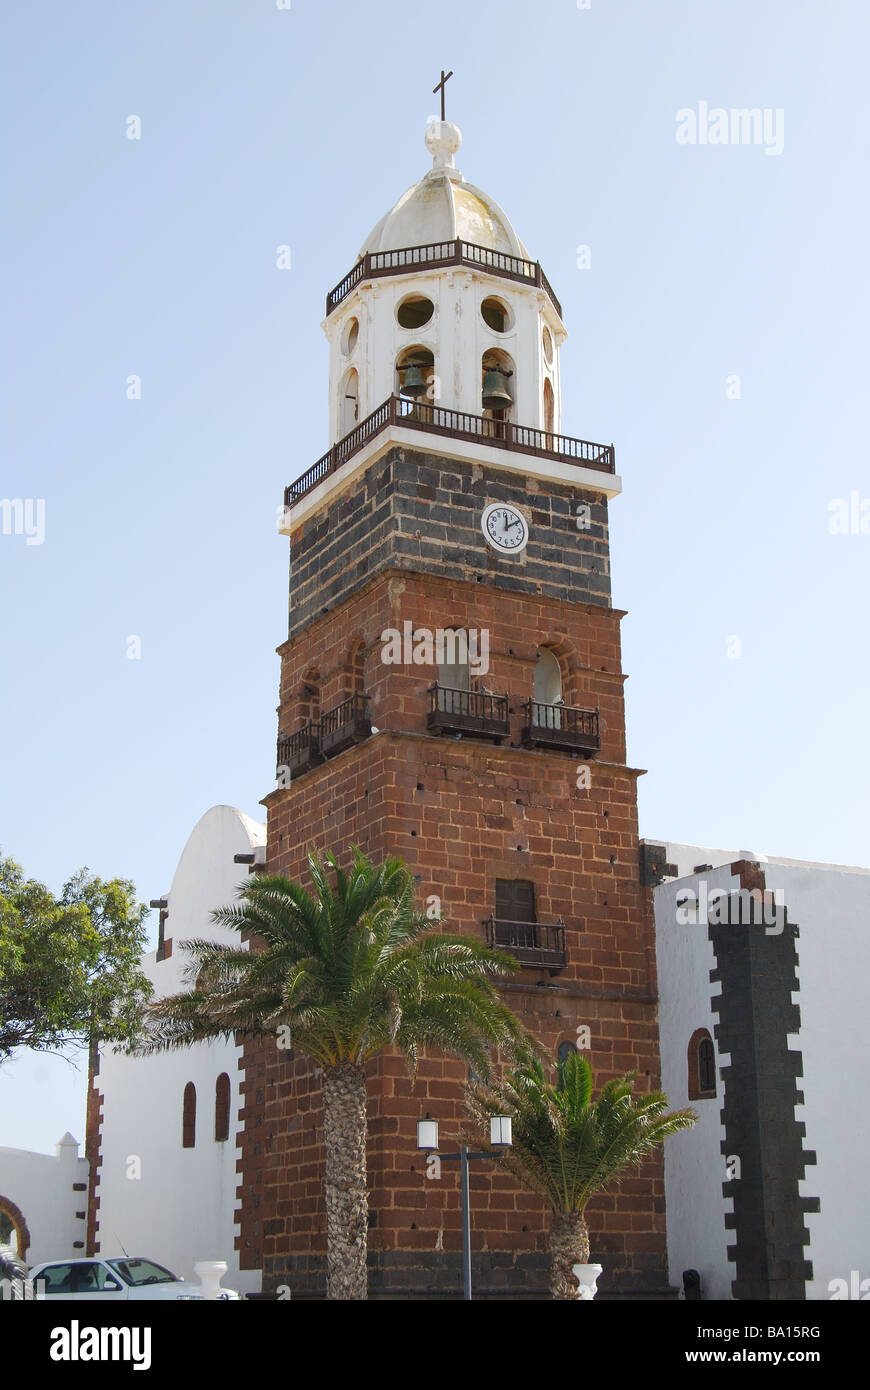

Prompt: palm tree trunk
[
  {"left": 323, "top": 1061, "right": 368, "bottom": 1300},
  {"left": 548, "top": 1211, "right": 590, "bottom": 1299}
]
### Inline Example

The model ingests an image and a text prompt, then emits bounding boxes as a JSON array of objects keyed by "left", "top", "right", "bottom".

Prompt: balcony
[
  {"left": 427, "top": 684, "right": 510, "bottom": 743},
  {"left": 326, "top": 237, "right": 562, "bottom": 319},
  {"left": 483, "top": 917, "right": 568, "bottom": 971},
  {"left": 276, "top": 694, "right": 373, "bottom": 782},
  {"left": 276, "top": 723, "right": 323, "bottom": 780},
  {"left": 520, "top": 701, "right": 601, "bottom": 756},
  {"left": 319, "top": 692, "right": 372, "bottom": 758},
  {"left": 283, "top": 396, "right": 615, "bottom": 509}
]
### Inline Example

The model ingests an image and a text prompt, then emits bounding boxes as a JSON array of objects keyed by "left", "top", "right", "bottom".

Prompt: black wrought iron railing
[
  {"left": 483, "top": 917, "right": 567, "bottom": 969},
  {"left": 284, "top": 396, "right": 615, "bottom": 508},
  {"left": 326, "top": 238, "right": 562, "bottom": 319}
]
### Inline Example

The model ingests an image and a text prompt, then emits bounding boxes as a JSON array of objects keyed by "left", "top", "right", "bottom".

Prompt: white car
[{"left": 28, "top": 1256, "right": 241, "bottom": 1301}]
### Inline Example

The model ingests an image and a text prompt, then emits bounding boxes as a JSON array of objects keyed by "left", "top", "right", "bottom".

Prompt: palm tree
[
  {"left": 140, "top": 847, "right": 529, "bottom": 1300},
  {"left": 466, "top": 1052, "right": 695, "bottom": 1299}
]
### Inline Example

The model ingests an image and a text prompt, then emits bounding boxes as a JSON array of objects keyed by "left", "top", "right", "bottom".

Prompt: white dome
[{"left": 359, "top": 122, "right": 531, "bottom": 261}]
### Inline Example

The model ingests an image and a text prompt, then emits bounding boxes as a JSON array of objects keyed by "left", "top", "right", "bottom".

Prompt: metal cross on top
[{"left": 433, "top": 69, "right": 454, "bottom": 122}]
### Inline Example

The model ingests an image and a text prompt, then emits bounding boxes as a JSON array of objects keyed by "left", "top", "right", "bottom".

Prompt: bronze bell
[
  {"left": 482, "top": 365, "right": 513, "bottom": 411},
  {"left": 401, "top": 362, "right": 428, "bottom": 398}
]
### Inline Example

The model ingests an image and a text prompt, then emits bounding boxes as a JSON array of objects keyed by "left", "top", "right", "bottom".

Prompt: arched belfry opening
[
  {"left": 533, "top": 648, "right": 564, "bottom": 729},
  {"left": 543, "top": 377, "right": 555, "bottom": 435},
  {"left": 396, "top": 346, "right": 435, "bottom": 404},
  {"left": 481, "top": 348, "right": 515, "bottom": 434},
  {"left": 340, "top": 368, "right": 359, "bottom": 437}
]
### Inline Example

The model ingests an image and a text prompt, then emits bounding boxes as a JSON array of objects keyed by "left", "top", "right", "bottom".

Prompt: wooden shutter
[{"left": 495, "top": 880, "right": 536, "bottom": 923}]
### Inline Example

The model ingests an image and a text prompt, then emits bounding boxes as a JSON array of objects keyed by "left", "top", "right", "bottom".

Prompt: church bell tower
[{"left": 238, "top": 111, "right": 668, "bottom": 1298}]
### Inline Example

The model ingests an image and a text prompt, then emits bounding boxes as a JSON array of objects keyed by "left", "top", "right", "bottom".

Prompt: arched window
[
  {"left": 396, "top": 346, "right": 435, "bottom": 404},
  {"left": 339, "top": 368, "right": 359, "bottom": 438},
  {"left": 348, "top": 637, "right": 366, "bottom": 696},
  {"left": 687, "top": 1029, "right": 717, "bottom": 1100},
  {"left": 214, "top": 1073, "right": 231, "bottom": 1143},
  {"left": 298, "top": 669, "right": 321, "bottom": 728},
  {"left": 557, "top": 1040, "right": 576, "bottom": 1065},
  {"left": 481, "top": 349, "right": 515, "bottom": 433},
  {"left": 543, "top": 378, "right": 555, "bottom": 435},
  {"left": 182, "top": 1082, "right": 197, "bottom": 1148},
  {"left": 437, "top": 628, "right": 471, "bottom": 709},
  {"left": 438, "top": 628, "right": 471, "bottom": 691},
  {"left": 533, "top": 648, "right": 563, "bottom": 729}
]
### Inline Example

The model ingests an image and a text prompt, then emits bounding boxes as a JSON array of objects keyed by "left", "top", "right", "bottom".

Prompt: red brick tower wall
[{"left": 236, "top": 448, "right": 668, "bottom": 1298}]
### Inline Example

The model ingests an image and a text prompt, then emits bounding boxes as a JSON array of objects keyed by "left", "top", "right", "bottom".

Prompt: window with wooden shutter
[
  {"left": 495, "top": 879, "right": 536, "bottom": 923},
  {"left": 215, "top": 1073, "right": 231, "bottom": 1142},
  {"left": 182, "top": 1082, "right": 196, "bottom": 1148}
]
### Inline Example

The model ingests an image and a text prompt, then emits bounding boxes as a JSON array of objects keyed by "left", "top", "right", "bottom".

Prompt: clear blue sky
[{"left": 2, "top": 0, "right": 867, "bottom": 1152}]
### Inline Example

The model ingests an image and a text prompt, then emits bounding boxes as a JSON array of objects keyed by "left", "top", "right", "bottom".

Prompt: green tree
[
  {"left": 140, "top": 848, "right": 530, "bottom": 1300},
  {"left": 0, "top": 854, "right": 152, "bottom": 1061},
  {"left": 466, "top": 1051, "right": 695, "bottom": 1298}
]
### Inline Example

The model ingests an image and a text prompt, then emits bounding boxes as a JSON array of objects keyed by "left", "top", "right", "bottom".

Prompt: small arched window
[
  {"left": 557, "top": 1040, "right": 576, "bottom": 1065},
  {"left": 348, "top": 638, "right": 366, "bottom": 696},
  {"left": 339, "top": 368, "right": 359, "bottom": 438},
  {"left": 438, "top": 628, "right": 471, "bottom": 693},
  {"left": 533, "top": 648, "right": 563, "bottom": 729},
  {"left": 215, "top": 1073, "right": 231, "bottom": 1143},
  {"left": 299, "top": 669, "right": 321, "bottom": 728},
  {"left": 687, "top": 1028, "right": 717, "bottom": 1100},
  {"left": 543, "top": 378, "right": 555, "bottom": 435},
  {"left": 182, "top": 1082, "right": 197, "bottom": 1148},
  {"left": 396, "top": 346, "right": 435, "bottom": 403}
]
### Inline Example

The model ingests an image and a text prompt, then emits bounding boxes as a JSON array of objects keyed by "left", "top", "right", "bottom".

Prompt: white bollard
[
  {"left": 193, "top": 1260, "right": 229, "bottom": 1300},
  {"left": 572, "top": 1263, "right": 603, "bottom": 1300}
]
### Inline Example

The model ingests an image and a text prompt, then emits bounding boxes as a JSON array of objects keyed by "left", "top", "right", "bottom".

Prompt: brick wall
[{"left": 85, "top": 1043, "right": 104, "bottom": 1256}]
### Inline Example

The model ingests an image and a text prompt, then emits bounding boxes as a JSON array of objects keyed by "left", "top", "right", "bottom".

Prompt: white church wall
[
  {"left": 771, "top": 862, "right": 870, "bottom": 1299},
  {"left": 655, "top": 866, "right": 734, "bottom": 1300},
  {"left": 654, "top": 844, "right": 870, "bottom": 1301},
  {"left": 0, "top": 1134, "right": 90, "bottom": 1267},
  {"left": 94, "top": 805, "right": 265, "bottom": 1295}
]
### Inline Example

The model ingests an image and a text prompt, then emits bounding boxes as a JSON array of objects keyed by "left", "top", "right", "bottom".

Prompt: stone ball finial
[{"left": 425, "top": 120, "right": 462, "bottom": 171}]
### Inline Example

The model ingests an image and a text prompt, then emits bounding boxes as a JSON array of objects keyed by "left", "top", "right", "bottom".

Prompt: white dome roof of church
[{"left": 359, "top": 121, "right": 531, "bottom": 261}]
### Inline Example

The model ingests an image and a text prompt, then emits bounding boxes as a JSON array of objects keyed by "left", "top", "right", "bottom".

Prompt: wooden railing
[
  {"left": 483, "top": 917, "right": 567, "bottom": 969},
  {"left": 326, "top": 238, "right": 562, "bottom": 319},
  {"left": 277, "top": 693, "right": 372, "bottom": 779},
  {"left": 521, "top": 701, "right": 601, "bottom": 754},
  {"left": 276, "top": 723, "right": 321, "bottom": 777},
  {"left": 284, "top": 396, "right": 615, "bottom": 508},
  {"left": 319, "top": 692, "right": 372, "bottom": 756},
  {"left": 427, "top": 684, "right": 510, "bottom": 741}
]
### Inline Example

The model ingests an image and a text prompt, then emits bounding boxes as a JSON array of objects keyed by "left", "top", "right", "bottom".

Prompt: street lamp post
[{"left": 417, "top": 1116, "right": 512, "bottom": 1301}]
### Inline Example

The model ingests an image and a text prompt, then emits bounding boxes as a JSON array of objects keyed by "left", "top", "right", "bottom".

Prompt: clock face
[{"left": 481, "top": 502, "right": 529, "bottom": 554}]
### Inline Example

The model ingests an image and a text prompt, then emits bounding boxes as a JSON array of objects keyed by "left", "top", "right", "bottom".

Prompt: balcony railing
[
  {"left": 284, "top": 396, "right": 615, "bottom": 508},
  {"left": 319, "top": 692, "right": 372, "bottom": 758},
  {"left": 520, "top": 701, "right": 601, "bottom": 755},
  {"left": 427, "top": 684, "right": 510, "bottom": 743},
  {"left": 276, "top": 693, "right": 372, "bottom": 781},
  {"left": 276, "top": 723, "right": 323, "bottom": 780},
  {"left": 326, "top": 238, "right": 562, "bottom": 319},
  {"left": 483, "top": 916, "right": 567, "bottom": 971}
]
